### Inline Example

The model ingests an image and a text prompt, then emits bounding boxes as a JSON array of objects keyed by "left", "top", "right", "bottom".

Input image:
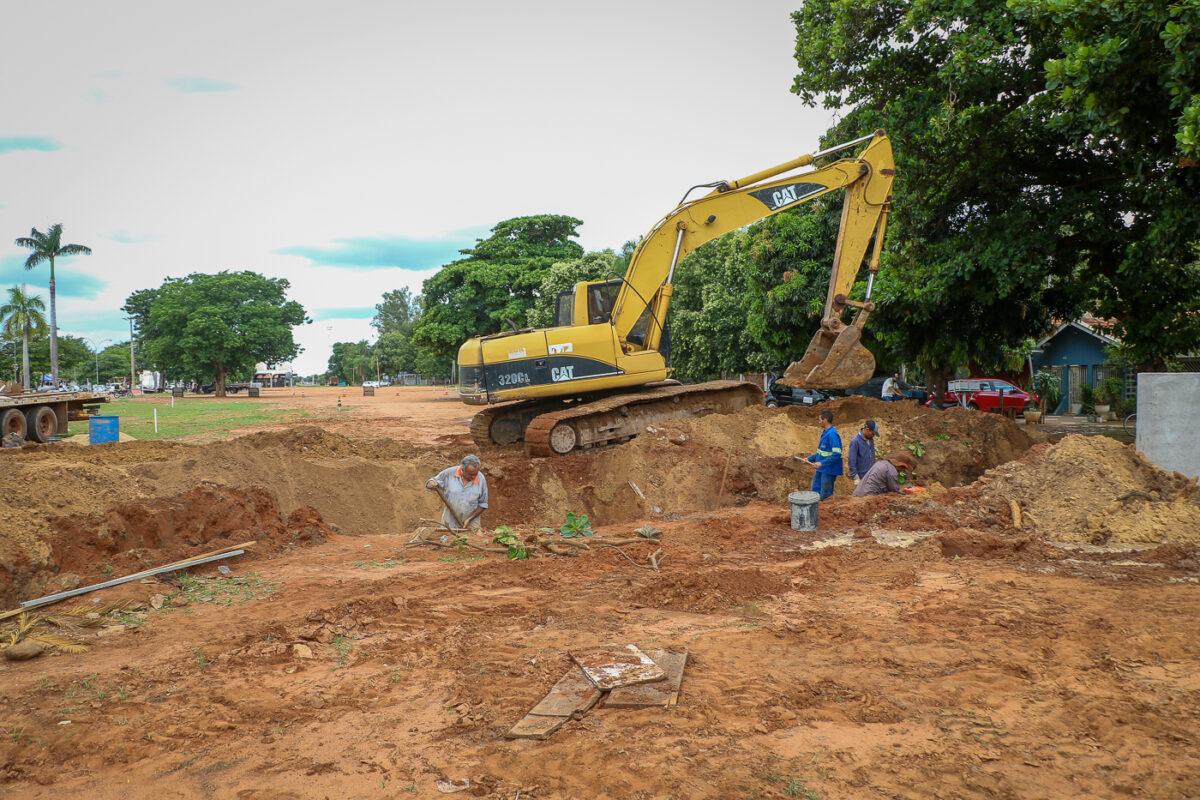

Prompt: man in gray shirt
[
  {"left": 851, "top": 453, "right": 917, "bottom": 497},
  {"left": 426, "top": 454, "right": 489, "bottom": 529}
]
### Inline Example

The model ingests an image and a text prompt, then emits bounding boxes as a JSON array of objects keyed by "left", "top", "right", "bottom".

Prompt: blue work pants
[{"left": 810, "top": 472, "right": 837, "bottom": 501}]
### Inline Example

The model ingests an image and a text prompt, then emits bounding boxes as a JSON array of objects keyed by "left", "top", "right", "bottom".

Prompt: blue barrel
[{"left": 89, "top": 415, "right": 120, "bottom": 445}]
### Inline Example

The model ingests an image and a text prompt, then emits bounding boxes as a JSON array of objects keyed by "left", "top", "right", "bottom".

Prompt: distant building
[{"left": 1031, "top": 318, "right": 1127, "bottom": 414}]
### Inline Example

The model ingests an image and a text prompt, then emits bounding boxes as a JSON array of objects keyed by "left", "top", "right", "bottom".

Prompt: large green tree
[
  {"left": 95, "top": 341, "right": 137, "bottom": 384},
  {"left": 28, "top": 334, "right": 91, "bottom": 386},
  {"left": 791, "top": 0, "right": 1200, "bottom": 393},
  {"left": 372, "top": 287, "right": 420, "bottom": 335},
  {"left": 14, "top": 224, "right": 92, "bottom": 384},
  {"left": 668, "top": 202, "right": 845, "bottom": 382},
  {"left": 125, "top": 271, "right": 308, "bottom": 396},
  {"left": 0, "top": 285, "right": 48, "bottom": 389},
  {"left": 412, "top": 215, "right": 584, "bottom": 362},
  {"left": 327, "top": 340, "right": 371, "bottom": 384}
]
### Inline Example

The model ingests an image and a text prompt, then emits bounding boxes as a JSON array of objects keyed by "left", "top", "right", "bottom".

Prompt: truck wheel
[
  {"left": 24, "top": 406, "right": 57, "bottom": 443},
  {"left": 1, "top": 408, "right": 27, "bottom": 443},
  {"left": 766, "top": 400, "right": 778, "bottom": 408}
]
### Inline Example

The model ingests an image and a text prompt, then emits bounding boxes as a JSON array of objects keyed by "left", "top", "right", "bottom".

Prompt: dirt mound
[
  {"left": 979, "top": 434, "right": 1200, "bottom": 546},
  {"left": 630, "top": 567, "right": 791, "bottom": 612},
  {"left": 649, "top": 397, "right": 1041, "bottom": 493},
  {"left": 1, "top": 486, "right": 333, "bottom": 605}
]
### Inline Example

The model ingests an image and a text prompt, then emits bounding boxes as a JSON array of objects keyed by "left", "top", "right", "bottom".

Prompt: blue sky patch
[
  {"left": 108, "top": 230, "right": 157, "bottom": 244},
  {"left": 0, "top": 136, "right": 63, "bottom": 155},
  {"left": 277, "top": 228, "right": 488, "bottom": 270},
  {"left": 311, "top": 306, "right": 376, "bottom": 321},
  {"left": 0, "top": 254, "right": 107, "bottom": 298},
  {"left": 167, "top": 76, "right": 238, "bottom": 93}
]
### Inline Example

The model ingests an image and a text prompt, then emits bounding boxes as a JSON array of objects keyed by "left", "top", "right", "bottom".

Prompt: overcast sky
[{"left": 0, "top": 1, "right": 835, "bottom": 376}]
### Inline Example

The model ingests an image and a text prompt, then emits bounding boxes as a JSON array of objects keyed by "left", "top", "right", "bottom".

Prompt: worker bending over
[
  {"left": 426, "top": 454, "right": 489, "bottom": 529},
  {"left": 804, "top": 409, "right": 843, "bottom": 500},
  {"left": 851, "top": 453, "right": 917, "bottom": 497}
]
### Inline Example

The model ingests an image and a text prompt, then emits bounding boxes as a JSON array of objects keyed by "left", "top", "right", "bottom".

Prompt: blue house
[{"left": 1031, "top": 320, "right": 1128, "bottom": 414}]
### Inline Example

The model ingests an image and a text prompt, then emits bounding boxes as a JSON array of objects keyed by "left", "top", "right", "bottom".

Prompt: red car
[{"left": 923, "top": 378, "right": 1036, "bottom": 413}]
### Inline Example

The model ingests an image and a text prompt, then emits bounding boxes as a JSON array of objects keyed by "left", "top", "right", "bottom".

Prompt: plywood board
[
  {"left": 569, "top": 644, "right": 665, "bottom": 690},
  {"left": 505, "top": 713, "right": 568, "bottom": 740},
  {"left": 528, "top": 664, "right": 602, "bottom": 717},
  {"left": 606, "top": 649, "right": 689, "bottom": 709}
]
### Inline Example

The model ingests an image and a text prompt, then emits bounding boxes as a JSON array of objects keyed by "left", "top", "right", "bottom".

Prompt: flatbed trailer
[{"left": 0, "top": 390, "right": 111, "bottom": 444}]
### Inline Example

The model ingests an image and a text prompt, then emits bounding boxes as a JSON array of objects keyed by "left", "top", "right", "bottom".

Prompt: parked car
[
  {"left": 924, "top": 378, "right": 1036, "bottom": 413},
  {"left": 765, "top": 381, "right": 835, "bottom": 408},
  {"left": 847, "top": 376, "right": 928, "bottom": 403},
  {"left": 363, "top": 380, "right": 379, "bottom": 388}
]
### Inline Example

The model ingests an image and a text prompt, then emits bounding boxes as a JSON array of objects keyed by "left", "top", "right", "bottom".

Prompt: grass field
[{"left": 66, "top": 396, "right": 332, "bottom": 441}]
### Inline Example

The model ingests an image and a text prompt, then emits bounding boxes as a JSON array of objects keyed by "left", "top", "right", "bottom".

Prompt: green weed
[
  {"left": 559, "top": 512, "right": 593, "bottom": 538},
  {"left": 180, "top": 572, "right": 278, "bottom": 606}
]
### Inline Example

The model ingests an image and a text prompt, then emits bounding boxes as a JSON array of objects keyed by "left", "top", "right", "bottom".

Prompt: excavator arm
[{"left": 611, "top": 130, "right": 894, "bottom": 388}]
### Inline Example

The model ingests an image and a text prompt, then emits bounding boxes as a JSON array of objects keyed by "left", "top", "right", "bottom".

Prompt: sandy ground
[
  {"left": 2, "top": 392, "right": 1199, "bottom": 799},
  {"left": 198, "top": 385, "right": 477, "bottom": 446}
]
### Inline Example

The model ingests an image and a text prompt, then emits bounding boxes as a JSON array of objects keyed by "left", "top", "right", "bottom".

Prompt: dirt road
[{"left": 2, "top": 396, "right": 1198, "bottom": 799}]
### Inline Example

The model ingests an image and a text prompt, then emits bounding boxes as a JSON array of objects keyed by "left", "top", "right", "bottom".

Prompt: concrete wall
[{"left": 1136, "top": 373, "right": 1200, "bottom": 479}]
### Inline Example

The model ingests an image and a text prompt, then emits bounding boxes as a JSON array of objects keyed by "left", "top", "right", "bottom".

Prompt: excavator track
[
  {"left": 523, "top": 380, "right": 762, "bottom": 457},
  {"left": 468, "top": 399, "right": 569, "bottom": 449}
]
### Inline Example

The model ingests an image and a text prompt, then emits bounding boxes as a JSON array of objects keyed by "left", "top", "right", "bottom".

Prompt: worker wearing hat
[
  {"left": 846, "top": 420, "right": 878, "bottom": 487},
  {"left": 852, "top": 453, "right": 917, "bottom": 497}
]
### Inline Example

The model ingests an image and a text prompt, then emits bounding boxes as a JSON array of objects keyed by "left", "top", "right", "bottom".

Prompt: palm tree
[
  {"left": 14, "top": 224, "right": 92, "bottom": 384},
  {"left": 0, "top": 285, "right": 49, "bottom": 390}
]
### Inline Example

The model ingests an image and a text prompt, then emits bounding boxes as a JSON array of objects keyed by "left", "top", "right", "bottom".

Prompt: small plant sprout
[
  {"left": 492, "top": 526, "right": 530, "bottom": 560},
  {"left": 559, "top": 512, "right": 594, "bottom": 538}
]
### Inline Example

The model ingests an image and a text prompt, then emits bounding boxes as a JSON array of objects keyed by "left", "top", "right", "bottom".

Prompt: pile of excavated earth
[{"left": 2, "top": 394, "right": 1199, "bottom": 798}]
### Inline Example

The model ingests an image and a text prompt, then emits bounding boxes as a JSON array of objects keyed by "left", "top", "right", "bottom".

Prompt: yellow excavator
[{"left": 458, "top": 130, "right": 895, "bottom": 456}]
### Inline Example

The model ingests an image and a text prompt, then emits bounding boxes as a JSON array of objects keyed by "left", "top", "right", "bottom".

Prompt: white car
[{"left": 362, "top": 380, "right": 379, "bottom": 388}]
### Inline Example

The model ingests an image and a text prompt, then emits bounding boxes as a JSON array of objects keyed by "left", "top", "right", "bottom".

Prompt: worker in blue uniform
[{"left": 805, "top": 408, "right": 843, "bottom": 500}]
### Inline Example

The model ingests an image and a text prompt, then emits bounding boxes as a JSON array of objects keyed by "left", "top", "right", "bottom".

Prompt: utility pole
[{"left": 126, "top": 316, "right": 136, "bottom": 390}]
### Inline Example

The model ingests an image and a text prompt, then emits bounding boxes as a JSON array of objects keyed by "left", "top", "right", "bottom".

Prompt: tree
[
  {"left": 412, "top": 215, "right": 584, "bottom": 361},
  {"left": 29, "top": 335, "right": 91, "bottom": 386},
  {"left": 372, "top": 287, "right": 419, "bottom": 335},
  {"left": 791, "top": 0, "right": 1200, "bottom": 385},
  {"left": 667, "top": 202, "right": 845, "bottom": 382},
  {"left": 95, "top": 342, "right": 136, "bottom": 384},
  {"left": 0, "top": 285, "right": 47, "bottom": 389},
  {"left": 125, "top": 271, "right": 308, "bottom": 396},
  {"left": 327, "top": 340, "right": 371, "bottom": 384},
  {"left": 14, "top": 224, "right": 92, "bottom": 384},
  {"left": 373, "top": 330, "right": 417, "bottom": 377}
]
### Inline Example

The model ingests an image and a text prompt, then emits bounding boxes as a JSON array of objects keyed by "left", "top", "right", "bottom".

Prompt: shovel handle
[{"left": 432, "top": 484, "right": 465, "bottom": 529}]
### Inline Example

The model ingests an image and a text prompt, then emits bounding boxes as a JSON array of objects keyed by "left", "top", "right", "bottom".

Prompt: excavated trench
[{"left": 0, "top": 398, "right": 1044, "bottom": 605}]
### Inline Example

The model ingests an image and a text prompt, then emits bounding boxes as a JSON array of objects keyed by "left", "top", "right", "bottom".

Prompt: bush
[
  {"left": 1032, "top": 369, "right": 1061, "bottom": 413},
  {"left": 1078, "top": 383, "right": 1097, "bottom": 415},
  {"left": 1101, "top": 376, "right": 1125, "bottom": 411}
]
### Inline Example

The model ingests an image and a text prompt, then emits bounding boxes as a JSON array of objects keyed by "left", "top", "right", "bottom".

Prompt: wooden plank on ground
[
  {"left": 569, "top": 644, "right": 665, "bottom": 690},
  {"left": 505, "top": 714, "right": 569, "bottom": 740},
  {"left": 607, "top": 648, "right": 689, "bottom": 709},
  {"left": 528, "top": 664, "right": 602, "bottom": 717}
]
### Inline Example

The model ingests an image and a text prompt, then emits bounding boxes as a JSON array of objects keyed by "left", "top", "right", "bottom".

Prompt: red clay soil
[
  {"left": 1, "top": 501, "right": 1198, "bottom": 799},
  {"left": 1, "top": 402, "right": 1199, "bottom": 798}
]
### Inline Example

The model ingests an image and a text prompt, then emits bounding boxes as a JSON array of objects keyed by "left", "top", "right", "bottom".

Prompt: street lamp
[{"left": 84, "top": 338, "right": 112, "bottom": 387}]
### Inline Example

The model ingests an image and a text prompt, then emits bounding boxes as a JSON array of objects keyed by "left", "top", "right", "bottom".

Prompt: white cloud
[{"left": 0, "top": 1, "right": 835, "bottom": 377}]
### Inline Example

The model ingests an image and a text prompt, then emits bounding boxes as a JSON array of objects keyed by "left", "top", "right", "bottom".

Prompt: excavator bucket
[{"left": 778, "top": 325, "right": 875, "bottom": 390}]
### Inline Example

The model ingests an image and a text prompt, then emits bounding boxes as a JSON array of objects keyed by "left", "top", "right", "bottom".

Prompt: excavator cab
[{"left": 554, "top": 279, "right": 623, "bottom": 328}]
